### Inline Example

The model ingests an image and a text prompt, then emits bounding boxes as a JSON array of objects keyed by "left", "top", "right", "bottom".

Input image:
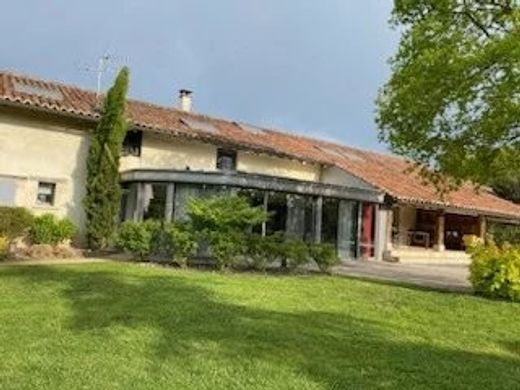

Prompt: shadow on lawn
[{"left": 5, "top": 265, "right": 520, "bottom": 389}]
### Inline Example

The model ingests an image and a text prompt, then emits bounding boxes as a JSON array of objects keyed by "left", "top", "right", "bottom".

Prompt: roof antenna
[
  {"left": 95, "top": 52, "right": 111, "bottom": 98},
  {"left": 80, "top": 51, "right": 112, "bottom": 99}
]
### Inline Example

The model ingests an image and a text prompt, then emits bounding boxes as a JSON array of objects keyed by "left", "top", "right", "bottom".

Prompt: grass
[{"left": 0, "top": 262, "right": 519, "bottom": 389}]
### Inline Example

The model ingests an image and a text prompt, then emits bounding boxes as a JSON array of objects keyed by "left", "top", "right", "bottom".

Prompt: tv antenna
[
  {"left": 80, "top": 52, "right": 112, "bottom": 98},
  {"left": 79, "top": 52, "right": 130, "bottom": 98},
  {"left": 94, "top": 52, "right": 111, "bottom": 98}
]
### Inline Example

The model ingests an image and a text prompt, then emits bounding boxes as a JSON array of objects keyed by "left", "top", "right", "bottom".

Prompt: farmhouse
[{"left": 1, "top": 70, "right": 519, "bottom": 261}]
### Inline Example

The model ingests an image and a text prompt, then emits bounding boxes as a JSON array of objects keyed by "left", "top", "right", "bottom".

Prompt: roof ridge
[{"left": 0, "top": 69, "right": 400, "bottom": 161}]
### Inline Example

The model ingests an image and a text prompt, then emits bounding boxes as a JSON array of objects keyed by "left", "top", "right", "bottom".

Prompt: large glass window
[
  {"left": 303, "top": 197, "right": 316, "bottom": 242},
  {"left": 143, "top": 183, "right": 168, "bottom": 220},
  {"left": 266, "top": 192, "right": 287, "bottom": 235},
  {"left": 322, "top": 198, "right": 339, "bottom": 244},
  {"left": 237, "top": 189, "right": 266, "bottom": 234},
  {"left": 339, "top": 201, "right": 360, "bottom": 259}
]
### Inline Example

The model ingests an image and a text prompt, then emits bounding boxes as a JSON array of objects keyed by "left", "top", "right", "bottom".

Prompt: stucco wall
[
  {"left": 236, "top": 151, "right": 320, "bottom": 181},
  {"left": 0, "top": 112, "right": 90, "bottom": 238},
  {"left": 321, "top": 166, "right": 376, "bottom": 190},
  {"left": 120, "top": 133, "right": 217, "bottom": 172}
]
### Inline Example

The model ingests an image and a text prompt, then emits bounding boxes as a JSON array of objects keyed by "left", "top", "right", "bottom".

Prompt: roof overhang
[
  {"left": 121, "top": 169, "right": 385, "bottom": 203},
  {"left": 393, "top": 199, "right": 520, "bottom": 221}
]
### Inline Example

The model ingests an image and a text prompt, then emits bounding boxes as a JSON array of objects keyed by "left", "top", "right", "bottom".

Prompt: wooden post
[
  {"left": 434, "top": 210, "right": 445, "bottom": 251},
  {"left": 478, "top": 215, "right": 487, "bottom": 241}
]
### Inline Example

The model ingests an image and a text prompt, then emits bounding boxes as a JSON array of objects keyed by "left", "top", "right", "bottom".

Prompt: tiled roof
[{"left": 1, "top": 70, "right": 520, "bottom": 219}]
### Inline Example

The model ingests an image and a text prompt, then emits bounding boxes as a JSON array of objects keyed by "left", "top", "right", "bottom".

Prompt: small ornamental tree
[
  {"left": 84, "top": 67, "right": 130, "bottom": 249},
  {"left": 187, "top": 195, "right": 268, "bottom": 269}
]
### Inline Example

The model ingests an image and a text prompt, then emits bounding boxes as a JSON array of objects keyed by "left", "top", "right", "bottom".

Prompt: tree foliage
[
  {"left": 377, "top": 0, "right": 520, "bottom": 189},
  {"left": 491, "top": 172, "right": 520, "bottom": 203},
  {"left": 187, "top": 195, "right": 269, "bottom": 269},
  {"left": 84, "top": 67, "right": 130, "bottom": 249}
]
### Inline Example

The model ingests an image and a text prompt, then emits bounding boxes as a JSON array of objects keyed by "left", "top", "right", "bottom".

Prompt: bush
[
  {"left": 246, "top": 233, "right": 284, "bottom": 271},
  {"left": 0, "top": 235, "right": 8, "bottom": 260},
  {"left": 208, "top": 230, "right": 246, "bottom": 270},
  {"left": 0, "top": 207, "right": 34, "bottom": 240},
  {"left": 30, "top": 214, "right": 77, "bottom": 246},
  {"left": 116, "top": 220, "right": 158, "bottom": 260},
  {"left": 188, "top": 195, "right": 268, "bottom": 232},
  {"left": 188, "top": 195, "right": 269, "bottom": 269},
  {"left": 309, "top": 243, "right": 339, "bottom": 272},
  {"left": 165, "top": 222, "right": 198, "bottom": 267},
  {"left": 468, "top": 243, "right": 520, "bottom": 301},
  {"left": 488, "top": 223, "right": 520, "bottom": 246},
  {"left": 281, "top": 236, "right": 309, "bottom": 270}
]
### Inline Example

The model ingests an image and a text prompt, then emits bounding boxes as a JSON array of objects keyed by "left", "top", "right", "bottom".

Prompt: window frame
[
  {"left": 216, "top": 148, "right": 237, "bottom": 171},
  {"left": 122, "top": 130, "right": 143, "bottom": 157},
  {"left": 36, "top": 182, "right": 56, "bottom": 206}
]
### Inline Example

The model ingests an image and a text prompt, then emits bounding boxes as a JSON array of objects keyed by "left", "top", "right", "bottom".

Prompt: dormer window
[
  {"left": 216, "top": 149, "right": 236, "bottom": 171},
  {"left": 122, "top": 130, "right": 142, "bottom": 157}
]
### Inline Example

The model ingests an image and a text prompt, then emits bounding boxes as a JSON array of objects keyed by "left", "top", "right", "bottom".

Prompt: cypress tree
[{"left": 84, "top": 67, "right": 130, "bottom": 249}]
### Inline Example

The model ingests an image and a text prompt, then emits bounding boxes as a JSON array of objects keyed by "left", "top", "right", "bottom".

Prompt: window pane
[
  {"left": 322, "top": 198, "right": 339, "bottom": 244},
  {"left": 122, "top": 131, "right": 142, "bottom": 157},
  {"left": 266, "top": 192, "right": 287, "bottom": 235},
  {"left": 143, "top": 183, "right": 167, "bottom": 220},
  {"left": 0, "top": 178, "right": 16, "bottom": 206},
  {"left": 37, "top": 182, "right": 56, "bottom": 206},
  {"left": 216, "top": 149, "right": 237, "bottom": 171}
]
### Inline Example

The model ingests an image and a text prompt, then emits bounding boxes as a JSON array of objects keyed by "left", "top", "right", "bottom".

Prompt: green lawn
[{"left": 0, "top": 262, "right": 519, "bottom": 389}]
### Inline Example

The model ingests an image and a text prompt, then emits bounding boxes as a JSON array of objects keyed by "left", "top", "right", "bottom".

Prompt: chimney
[{"left": 178, "top": 89, "right": 193, "bottom": 112}]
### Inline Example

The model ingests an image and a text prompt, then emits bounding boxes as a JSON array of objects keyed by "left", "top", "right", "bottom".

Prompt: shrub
[
  {"left": 488, "top": 223, "right": 520, "bottom": 246},
  {"left": 281, "top": 236, "right": 310, "bottom": 270},
  {"left": 309, "top": 243, "right": 339, "bottom": 272},
  {"left": 116, "top": 220, "right": 158, "bottom": 260},
  {"left": 188, "top": 195, "right": 269, "bottom": 269},
  {"left": 30, "top": 214, "right": 77, "bottom": 246},
  {"left": 166, "top": 222, "right": 198, "bottom": 267},
  {"left": 188, "top": 195, "right": 268, "bottom": 232},
  {"left": 246, "top": 233, "right": 284, "bottom": 271},
  {"left": 208, "top": 230, "right": 246, "bottom": 270},
  {"left": 0, "top": 235, "right": 9, "bottom": 260},
  {"left": 0, "top": 207, "right": 34, "bottom": 240},
  {"left": 468, "top": 243, "right": 520, "bottom": 301}
]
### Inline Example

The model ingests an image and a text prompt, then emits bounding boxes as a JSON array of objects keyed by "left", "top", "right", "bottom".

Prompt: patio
[{"left": 335, "top": 260, "right": 471, "bottom": 292}]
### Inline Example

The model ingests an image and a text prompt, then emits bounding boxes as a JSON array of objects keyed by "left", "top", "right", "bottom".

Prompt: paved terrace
[{"left": 334, "top": 261, "right": 471, "bottom": 292}]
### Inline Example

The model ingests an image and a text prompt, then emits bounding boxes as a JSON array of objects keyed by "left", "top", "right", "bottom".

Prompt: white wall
[
  {"left": 120, "top": 133, "right": 217, "bottom": 172},
  {"left": 0, "top": 112, "right": 90, "bottom": 238},
  {"left": 236, "top": 151, "right": 320, "bottom": 181}
]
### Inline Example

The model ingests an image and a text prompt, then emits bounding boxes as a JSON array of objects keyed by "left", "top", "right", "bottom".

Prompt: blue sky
[{"left": 1, "top": 1, "right": 398, "bottom": 151}]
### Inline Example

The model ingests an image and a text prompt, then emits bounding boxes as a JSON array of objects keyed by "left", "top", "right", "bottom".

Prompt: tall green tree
[
  {"left": 377, "top": 0, "right": 520, "bottom": 190},
  {"left": 84, "top": 67, "right": 130, "bottom": 249}
]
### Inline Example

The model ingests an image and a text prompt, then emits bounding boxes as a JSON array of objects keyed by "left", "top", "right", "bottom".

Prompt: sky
[{"left": 0, "top": 0, "right": 399, "bottom": 151}]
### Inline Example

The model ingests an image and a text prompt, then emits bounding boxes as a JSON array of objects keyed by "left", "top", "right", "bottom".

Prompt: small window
[
  {"left": 37, "top": 182, "right": 56, "bottom": 206},
  {"left": 122, "top": 130, "right": 142, "bottom": 157},
  {"left": 216, "top": 149, "right": 237, "bottom": 171}
]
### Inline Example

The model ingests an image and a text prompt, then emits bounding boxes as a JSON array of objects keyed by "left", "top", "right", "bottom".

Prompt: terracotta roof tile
[{"left": 1, "top": 70, "right": 519, "bottom": 219}]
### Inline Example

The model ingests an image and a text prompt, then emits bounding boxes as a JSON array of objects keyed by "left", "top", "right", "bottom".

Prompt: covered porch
[{"left": 383, "top": 204, "right": 486, "bottom": 263}]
